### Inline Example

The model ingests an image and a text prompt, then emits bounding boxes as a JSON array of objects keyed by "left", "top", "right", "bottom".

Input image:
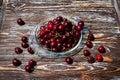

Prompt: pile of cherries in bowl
[{"left": 36, "top": 16, "right": 83, "bottom": 53}]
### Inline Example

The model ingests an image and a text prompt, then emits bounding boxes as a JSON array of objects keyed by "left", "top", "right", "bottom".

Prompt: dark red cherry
[
  {"left": 25, "top": 65, "right": 34, "bottom": 73},
  {"left": 83, "top": 49, "right": 91, "bottom": 56},
  {"left": 21, "top": 42, "right": 29, "bottom": 48},
  {"left": 15, "top": 47, "right": 23, "bottom": 54},
  {"left": 75, "top": 31, "right": 81, "bottom": 38},
  {"left": 98, "top": 46, "right": 106, "bottom": 53},
  {"left": 96, "top": 53, "right": 103, "bottom": 62},
  {"left": 56, "top": 16, "right": 63, "bottom": 22},
  {"left": 21, "top": 36, "right": 28, "bottom": 42},
  {"left": 75, "top": 25, "right": 83, "bottom": 31},
  {"left": 88, "top": 33, "right": 95, "bottom": 41},
  {"left": 50, "top": 41, "right": 56, "bottom": 48},
  {"left": 87, "top": 56, "right": 95, "bottom": 63},
  {"left": 47, "top": 21, "right": 54, "bottom": 30},
  {"left": 28, "top": 59, "right": 37, "bottom": 66},
  {"left": 58, "top": 25, "right": 65, "bottom": 31},
  {"left": 27, "top": 47, "right": 34, "bottom": 54},
  {"left": 17, "top": 18, "right": 25, "bottom": 26},
  {"left": 86, "top": 41, "right": 93, "bottom": 48},
  {"left": 12, "top": 58, "right": 22, "bottom": 66},
  {"left": 77, "top": 20, "right": 84, "bottom": 27},
  {"left": 52, "top": 48, "right": 59, "bottom": 52},
  {"left": 65, "top": 57, "right": 73, "bottom": 64}
]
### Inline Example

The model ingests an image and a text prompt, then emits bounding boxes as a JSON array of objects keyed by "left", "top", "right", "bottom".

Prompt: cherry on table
[
  {"left": 65, "top": 57, "right": 73, "bottom": 64},
  {"left": 21, "top": 36, "right": 28, "bottom": 43},
  {"left": 27, "top": 47, "right": 34, "bottom": 54},
  {"left": 12, "top": 58, "right": 22, "bottom": 66},
  {"left": 87, "top": 56, "right": 95, "bottom": 63},
  {"left": 98, "top": 45, "right": 106, "bottom": 53},
  {"left": 25, "top": 65, "right": 34, "bottom": 73},
  {"left": 17, "top": 18, "right": 25, "bottom": 26},
  {"left": 88, "top": 33, "right": 95, "bottom": 41},
  {"left": 83, "top": 49, "right": 91, "bottom": 56},
  {"left": 86, "top": 41, "right": 93, "bottom": 48},
  {"left": 28, "top": 59, "right": 37, "bottom": 66},
  {"left": 15, "top": 47, "right": 23, "bottom": 54},
  {"left": 96, "top": 53, "right": 103, "bottom": 62},
  {"left": 21, "top": 42, "right": 29, "bottom": 48}
]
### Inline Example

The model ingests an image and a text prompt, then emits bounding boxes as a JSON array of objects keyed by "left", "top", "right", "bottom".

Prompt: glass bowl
[{"left": 29, "top": 17, "right": 84, "bottom": 58}]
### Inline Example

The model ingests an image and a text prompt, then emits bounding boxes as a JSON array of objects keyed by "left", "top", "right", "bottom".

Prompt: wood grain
[{"left": 0, "top": 0, "right": 120, "bottom": 80}]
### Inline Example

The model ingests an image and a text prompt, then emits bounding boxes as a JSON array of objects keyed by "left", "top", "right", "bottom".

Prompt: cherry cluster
[
  {"left": 37, "top": 16, "right": 84, "bottom": 52},
  {"left": 13, "top": 36, "right": 37, "bottom": 73},
  {"left": 83, "top": 32, "right": 106, "bottom": 63}
]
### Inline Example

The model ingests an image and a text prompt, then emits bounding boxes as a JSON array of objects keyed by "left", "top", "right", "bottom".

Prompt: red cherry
[
  {"left": 12, "top": 58, "right": 22, "bottom": 66},
  {"left": 50, "top": 41, "right": 56, "bottom": 48},
  {"left": 86, "top": 41, "right": 93, "bottom": 48},
  {"left": 27, "top": 47, "right": 34, "bottom": 54},
  {"left": 65, "top": 57, "right": 73, "bottom": 64},
  {"left": 88, "top": 33, "right": 95, "bottom": 41},
  {"left": 25, "top": 65, "right": 34, "bottom": 73},
  {"left": 75, "top": 31, "right": 81, "bottom": 38},
  {"left": 87, "top": 56, "right": 95, "bottom": 63},
  {"left": 96, "top": 53, "right": 103, "bottom": 62},
  {"left": 75, "top": 25, "right": 83, "bottom": 31},
  {"left": 47, "top": 21, "right": 54, "bottom": 30},
  {"left": 28, "top": 59, "right": 37, "bottom": 66},
  {"left": 77, "top": 20, "right": 84, "bottom": 27},
  {"left": 56, "top": 16, "right": 63, "bottom": 22},
  {"left": 21, "top": 36, "right": 28, "bottom": 42},
  {"left": 21, "top": 42, "right": 29, "bottom": 48},
  {"left": 98, "top": 46, "right": 106, "bottom": 53},
  {"left": 15, "top": 47, "right": 23, "bottom": 54},
  {"left": 52, "top": 48, "right": 59, "bottom": 52},
  {"left": 83, "top": 49, "right": 91, "bottom": 56},
  {"left": 58, "top": 25, "right": 65, "bottom": 31},
  {"left": 17, "top": 18, "right": 25, "bottom": 26}
]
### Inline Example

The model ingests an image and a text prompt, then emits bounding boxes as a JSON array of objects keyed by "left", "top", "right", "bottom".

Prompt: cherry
[
  {"left": 15, "top": 47, "right": 23, "bottom": 54},
  {"left": 83, "top": 49, "right": 91, "bottom": 56},
  {"left": 17, "top": 18, "right": 25, "bottom": 26},
  {"left": 77, "top": 20, "right": 84, "bottom": 27},
  {"left": 88, "top": 33, "right": 95, "bottom": 41},
  {"left": 47, "top": 21, "right": 54, "bottom": 30},
  {"left": 12, "top": 58, "right": 22, "bottom": 66},
  {"left": 25, "top": 65, "right": 34, "bottom": 73},
  {"left": 53, "top": 25, "right": 58, "bottom": 31},
  {"left": 50, "top": 41, "right": 56, "bottom": 48},
  {"left": 75, "top": 25, "right": 83, "bottom": 31},
  {"left": 56, "top": 16, "right": 63, "bottom": 22},
  {"left": 27, "top": 47, "right": 34, "bottom": 54},
  {"left": 96, "top": 53, "right": 103, "bottom": 62},
  {"left": 65, "top": 57, "right": 73, "bottom": 64},
  {"left": 28, "top": 59, "right": 37, "bottom": 66},
  {"left": 37, "top": 31, "right": 45, "bottom": 38},
  {"left": 62, "top": 35, "right": 67, "bottom": 42},
  {"left": 21, "top": 42, "right": 29, "bottom": 48},
  {"left": 53, "top": 19, "right": 59, "bottom": 24},
  {"left": 75, "top": 31, "right": 81, "bottom": 38},
  {"left": 86, "top": 41, "right": 93, "bottom": 48},
  {"left": 52, "top": 48, "right": 59, "bottom": 52},
  {"left": 98, "top": 46, "right": 106, "bottom": 53},
  {"left": 39, "top": 38, "right": 45, "bottom": 45},
  {"left": 21, "top": 36, "right": 28, "bottom": 43},
  {"left": 67, "top": 43, "right": 72, "bottom": 48},
  {"left": 57, "top": 43, "right": 62, "bottom": 49},
  {"left": 58, "top": 25, "right": 65, "bottom": 31},
  {"left": 87, "top": 56, "right": 95, "bottom": 63}
]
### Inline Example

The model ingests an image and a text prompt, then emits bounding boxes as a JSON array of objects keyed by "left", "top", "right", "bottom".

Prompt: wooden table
[{"left": 0, "top": 0, "right": 120, "bottom": 80}]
